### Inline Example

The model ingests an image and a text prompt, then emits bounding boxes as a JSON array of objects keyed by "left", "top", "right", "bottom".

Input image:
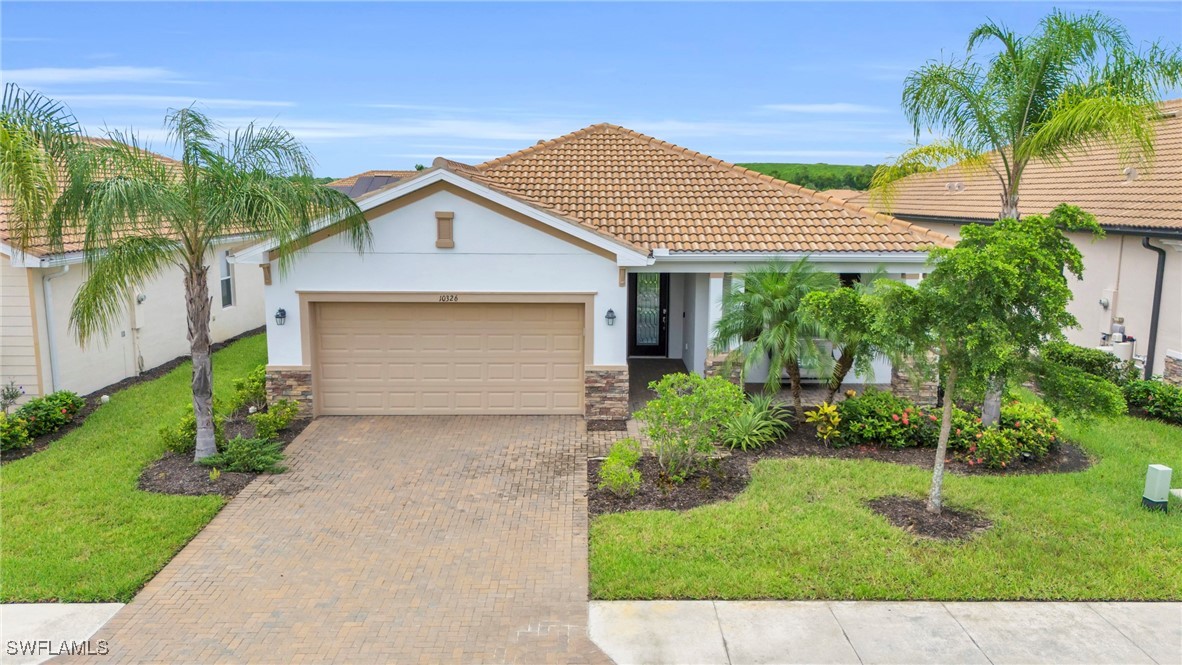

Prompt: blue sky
[{"left": 3, "top": 2, "right": 1180, "bottom": 177}]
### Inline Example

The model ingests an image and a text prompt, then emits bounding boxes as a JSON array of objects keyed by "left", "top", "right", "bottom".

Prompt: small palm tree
[
  {"left": 872, "top": 9, "right": 1182, "bottom": 425},
  {"left": 1, "top": 83, "right": 81, "bottom": 245},
  {"left": 34, "top": 107, "right": 370, "bottom": 461},
  {"left": 711, "top": 258, "right": 838, "bottom": 421},
  {"left": 802, "top": 274, "right": 890, "bottom": 404}
]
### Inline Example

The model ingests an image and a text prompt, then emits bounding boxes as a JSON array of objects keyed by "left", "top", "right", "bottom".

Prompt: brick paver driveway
[{"left": 90, "top": 416, "right": 612, "bottom": 664}]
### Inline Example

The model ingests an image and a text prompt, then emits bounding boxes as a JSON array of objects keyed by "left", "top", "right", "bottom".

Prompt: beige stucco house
[
  {"left": 0, "top": 146, "right": 266, "bottom": 402},
  {"left": 844, "top": 99, "right": 1182, "bottom": 383},
  {"left": 236, "top": 123, "right": 953, "bottom": 420}
]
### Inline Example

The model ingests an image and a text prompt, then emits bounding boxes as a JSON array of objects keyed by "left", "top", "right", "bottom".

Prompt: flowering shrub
[
  {"left": 0, "top": 412, "right": 32, "bottom": 451},
  {"left": 14, "top": 391, "right": 85, "bottom": 438},
  {"left": 961, "top": 401, "right": 1061, "bottom": 468},
  {"left": 1123, "top": 379, "right": 1182, "bottom": 425},
  {"left": 837, "top": 389, "right": 938, "bottom": 448},
  {"left": 635, "top": 373, "right": 746, "bottom": 482},
  {"left": 1, "top": 380, "right": 25, "bottom": 414}
]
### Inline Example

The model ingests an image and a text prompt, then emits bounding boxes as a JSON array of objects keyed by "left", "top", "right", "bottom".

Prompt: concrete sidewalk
[
  {"left": 1, "top": 604, "right": 124, "bottom": 664},
  {"left": 589, "top": 601, "right": 1182, "bottom": 665}
]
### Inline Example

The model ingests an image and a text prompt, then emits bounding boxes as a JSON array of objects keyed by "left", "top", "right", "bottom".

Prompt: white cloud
[
  {"left": 760, "top": 103, "right": 886, "bottom": 114},
  {"left": 3, "top": 66, "right": 180, "bottom": 85},
  {"left": 56, "top": 94, "right": 294, "bottom": 109}
]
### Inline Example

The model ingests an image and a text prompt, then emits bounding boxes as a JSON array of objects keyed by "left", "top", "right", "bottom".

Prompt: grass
[
  {"left": 590, "top": 412, "right": 1182, "bottom": 600},
  {"left": 0, "top": 334, "right": 267, "bottom": 602}
]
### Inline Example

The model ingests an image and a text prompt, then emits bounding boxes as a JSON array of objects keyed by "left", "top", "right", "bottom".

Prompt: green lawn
[
  {"left": 1, "top": 334, "right": 267, "bottom": 602},
  {"left": 591, "top": 413, "right": 1182, "bottom": 600}
]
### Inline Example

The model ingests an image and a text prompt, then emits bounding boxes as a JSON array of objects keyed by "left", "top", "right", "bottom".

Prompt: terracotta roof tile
[
  {"left": 849, "top": 99, "right": 1182, "bottom": 231},
  {"left": 464, "top": 124, "right": 950, "bottom": 253}
]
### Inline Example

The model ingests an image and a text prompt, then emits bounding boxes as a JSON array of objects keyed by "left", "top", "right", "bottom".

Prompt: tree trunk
[
  {"left": 927, "top": 364, "right": 957, "bottom": 514},
  {"left": 787, "top": 360, "right": 804, "bottom": 422},
  {"left": 825, "top": 346, "right": 857, "bottom": 404},
  {"left": 1000, "top": 192, "right": 1020, "bottom": 220},
  {"left": 185, "top": 265, "right": 216, "bottom": 461},
  {"left": 981, "top": 376, "right": 1003, "bottom": 428}
]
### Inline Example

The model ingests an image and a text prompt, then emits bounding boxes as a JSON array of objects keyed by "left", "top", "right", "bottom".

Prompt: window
[{"left": 220, "top": 250, "right": 235, "bottom": 308}]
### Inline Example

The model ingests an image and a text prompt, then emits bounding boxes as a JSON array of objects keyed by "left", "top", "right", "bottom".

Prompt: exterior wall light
[
  {"left": 275, "top": 308, "right": 287, "bottom": 326},
  {"left": 605, "top": 309, "right": 616, "bottom": 326}
]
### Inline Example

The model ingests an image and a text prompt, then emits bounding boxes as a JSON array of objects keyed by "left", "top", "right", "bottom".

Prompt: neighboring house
[
  {"left": 0, "top": 144, "right": 266, "bottom": 401},
  {"left": 236, "top": 123, "right": 952, "bottom": 420},
  {"left": 846, "top": 99, "right": 1182, "bottom": 382}
]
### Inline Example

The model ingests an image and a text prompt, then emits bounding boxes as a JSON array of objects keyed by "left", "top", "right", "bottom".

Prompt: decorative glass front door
[{"left": 628, "top": 273, "right": 669, "bottom": 356}]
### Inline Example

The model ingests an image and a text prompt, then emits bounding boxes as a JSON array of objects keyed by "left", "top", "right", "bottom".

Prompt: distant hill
[{"left": 739, "top": 163, "right": 876, "bottom": 192}]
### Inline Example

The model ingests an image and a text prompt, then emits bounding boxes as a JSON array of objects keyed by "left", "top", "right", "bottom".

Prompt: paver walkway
[
  {"left": 81, "top": 416, "right": 611, "bottom": 664},
  {"left": 590, "top": 600, "right": 1182, "bottom": 665}
]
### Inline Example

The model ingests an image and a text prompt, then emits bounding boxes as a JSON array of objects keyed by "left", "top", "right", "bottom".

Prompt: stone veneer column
[
  {"left": 890, "top": 360, "right": 939, "bottom": 406},
  {"left": 584, "top": 367, "right": 629, "bottom": 421},
  {"left": 703, "top": 353, "right": 741, "bottom": 385},
  {"left": 266, "top": 368, "right": 313, "bottom": 416},
  {"left": 1163, "top": 351, "right": 1182, "bottom": 387}
]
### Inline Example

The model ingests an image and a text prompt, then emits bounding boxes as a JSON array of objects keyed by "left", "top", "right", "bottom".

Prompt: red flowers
[{"left": 891, "top": 413, "right": 900, "bottom": 421}]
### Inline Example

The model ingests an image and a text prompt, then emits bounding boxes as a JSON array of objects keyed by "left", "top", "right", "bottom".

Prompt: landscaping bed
[
  {"left": 588, "top": 422, "right": 1091, "bottom": 517},
  {"left": 865, "top": 495, "right": 992, "bottom": 540},
  {"left": 139, "top": 417, "right": 310, "bottom": 497}
]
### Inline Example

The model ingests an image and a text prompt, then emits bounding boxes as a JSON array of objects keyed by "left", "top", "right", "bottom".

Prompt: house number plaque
[{"left": 438, "top": 294, "right": 459, "bottom": 302}]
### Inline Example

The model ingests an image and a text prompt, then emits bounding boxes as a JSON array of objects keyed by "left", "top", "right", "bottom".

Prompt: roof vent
[
  {"left": 1123, "top": 166, "right": 1139, "bottom": 181},
  {"left": 945, "top": 181, "right": 965, "bottom": 193}
]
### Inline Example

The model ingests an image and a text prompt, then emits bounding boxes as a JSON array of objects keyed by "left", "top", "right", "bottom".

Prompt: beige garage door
[{"left": 314, "top": 302, "right": 584, "bottom": 415}]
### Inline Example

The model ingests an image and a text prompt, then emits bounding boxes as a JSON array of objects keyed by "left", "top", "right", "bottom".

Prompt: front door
[{"left": 628, "top": 273, "right": 669, "bottom": 356}]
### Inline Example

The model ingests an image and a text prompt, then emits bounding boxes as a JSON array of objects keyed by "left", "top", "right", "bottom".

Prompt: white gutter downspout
[{"left": 42, "top": 265, "right": 70, "bottom": 392}]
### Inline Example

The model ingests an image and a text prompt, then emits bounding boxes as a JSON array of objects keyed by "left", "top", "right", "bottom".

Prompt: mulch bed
[
  {"left": 137, "top": 417, "right": 310, "bottom": 497},
  {"left": 866, "top": 495, "right": 993, "bottom": 540},
  {"left": 1, "top": 327, "right": 265, "bottom": 464},
  {"left": 586, "top": 420, "right": 628, "bottom": 432},
  {"left": 587, "top": 422, "right": 1092, "bottom": 517}
]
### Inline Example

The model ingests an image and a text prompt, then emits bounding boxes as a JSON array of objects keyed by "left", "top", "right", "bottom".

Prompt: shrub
[
  {"left": 1124, "top": 379, "right": 1182, "bottom": 425},
  {"left": 804, "top": 402, "right": 841, "bottom": 446},
  {"left": 1036, "top": 360, "right": 1127, "bottom": 419},
  {"left": 160, "top": 406, "right": 227, "bottom": 454},
  {"left": 247, "top": 400, "right": 300, "bottom": 440},
  {"left": 1042, "top": 341, "right": 1138, "bottom": 385},
  {"left": 947, "top": 408, "right": 984, "bottom": 451},
  {"left": 228, "top": 364, "right": 267, "bottom": 413},
  {"left": 836, "top": 388, "right": 945, "bottom": 449},
  {"left": 748, "top": 394, "right": 791, "bottom": 436},
  {"left": 597, "top": 438, "right": 642, "bottom": 497},
  {"left": 960, "top": 401, "right": 1062, "bottom": 468},
  {"left": 635, "top": 373, "right": 746, "bottom": 482},
  {"left": 1, "top": 380, "right": 25, "bottom": 414},
  {"left": 722, "top": 407, "right": 781, "bottom": 451},
  {"left": 0, "top": 412, "right": 32, "bottom": 451},
  {"left": 198, "top": 436, "right": 285, "bottom": 473},
  {"left": 15, "top": 391, "right": 85, "bottom": 438}
]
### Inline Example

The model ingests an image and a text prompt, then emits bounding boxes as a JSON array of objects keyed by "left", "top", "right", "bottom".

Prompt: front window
[{"left": 220, "top": 250, "right": 234, "bottom": 308}]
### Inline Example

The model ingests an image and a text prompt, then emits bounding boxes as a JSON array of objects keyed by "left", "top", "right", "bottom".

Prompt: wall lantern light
[
  {"left": 275, "top": 308, "right": 287, "bottom": 326},
  {"left": 605, "top": 309, "right": 616, "bottom": 326}
]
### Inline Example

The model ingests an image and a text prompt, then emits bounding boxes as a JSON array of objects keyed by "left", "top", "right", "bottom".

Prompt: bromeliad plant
[{"left": 9, "top": 106, "right": 371, "bottom": 461}]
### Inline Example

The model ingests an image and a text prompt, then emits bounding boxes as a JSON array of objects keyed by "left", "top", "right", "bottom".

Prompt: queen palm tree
[
  {"left": 28, "top": 107, "right": 370, "bottom": 461},
  {"left": 711, "top": 258, "right": 838, "bottom": 422},
  {"left": 872, "top": 9, "right": 1182, "bottom": 425},
  {"left": 1, "top": 84, "right": 82, "bottom": 245}
]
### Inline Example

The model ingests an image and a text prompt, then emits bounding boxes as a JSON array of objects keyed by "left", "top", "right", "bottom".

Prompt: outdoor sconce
[
  {"left": 275, "top": 308, "right": 287, "bottom": 326},
  {"left": 605, "top": 309, "right": 616, "bottom": 326}
]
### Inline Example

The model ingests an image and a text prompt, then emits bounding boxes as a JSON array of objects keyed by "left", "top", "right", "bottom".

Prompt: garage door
[{"left": 314, "top": 302, "right": 584, "bottom": 415}]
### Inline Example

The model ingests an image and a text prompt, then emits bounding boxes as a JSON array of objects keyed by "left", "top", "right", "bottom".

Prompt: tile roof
[
  {"left": 848, "top": 99, "right": 1182, "bottom": 231},
  {"left": 462, "top": 124, "right": 951, "bottom": 253},
  {"left": 0, "top": 138, "right": 186, "bottom": 257}
]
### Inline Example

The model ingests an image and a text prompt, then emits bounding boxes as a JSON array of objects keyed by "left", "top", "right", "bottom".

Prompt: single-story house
[
  {"left": 844, "top": 99, "right": 1182, "bottom": 383},
  {"left": 235, "top": 123, "right": 952, "bottom": 420},
  {"left": 0, "top": 144, "right": 266, "bottom": 401}
]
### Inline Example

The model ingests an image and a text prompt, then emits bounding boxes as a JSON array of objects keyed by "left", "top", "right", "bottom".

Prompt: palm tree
[
  {"left": 802, "top": 273, "right": 889, "bottom": 404},
  {"left": 711, "top": 258, "right": 838, "bottom": 421},
  {"left": 35, "top": 107, "right": 370, "bottom": 461},
  {"left": 1, "top": 83, "right": 82, "bottom": 246},
  {"left": 872, "top": 9, "right": 1182, "bottom": 425}
]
